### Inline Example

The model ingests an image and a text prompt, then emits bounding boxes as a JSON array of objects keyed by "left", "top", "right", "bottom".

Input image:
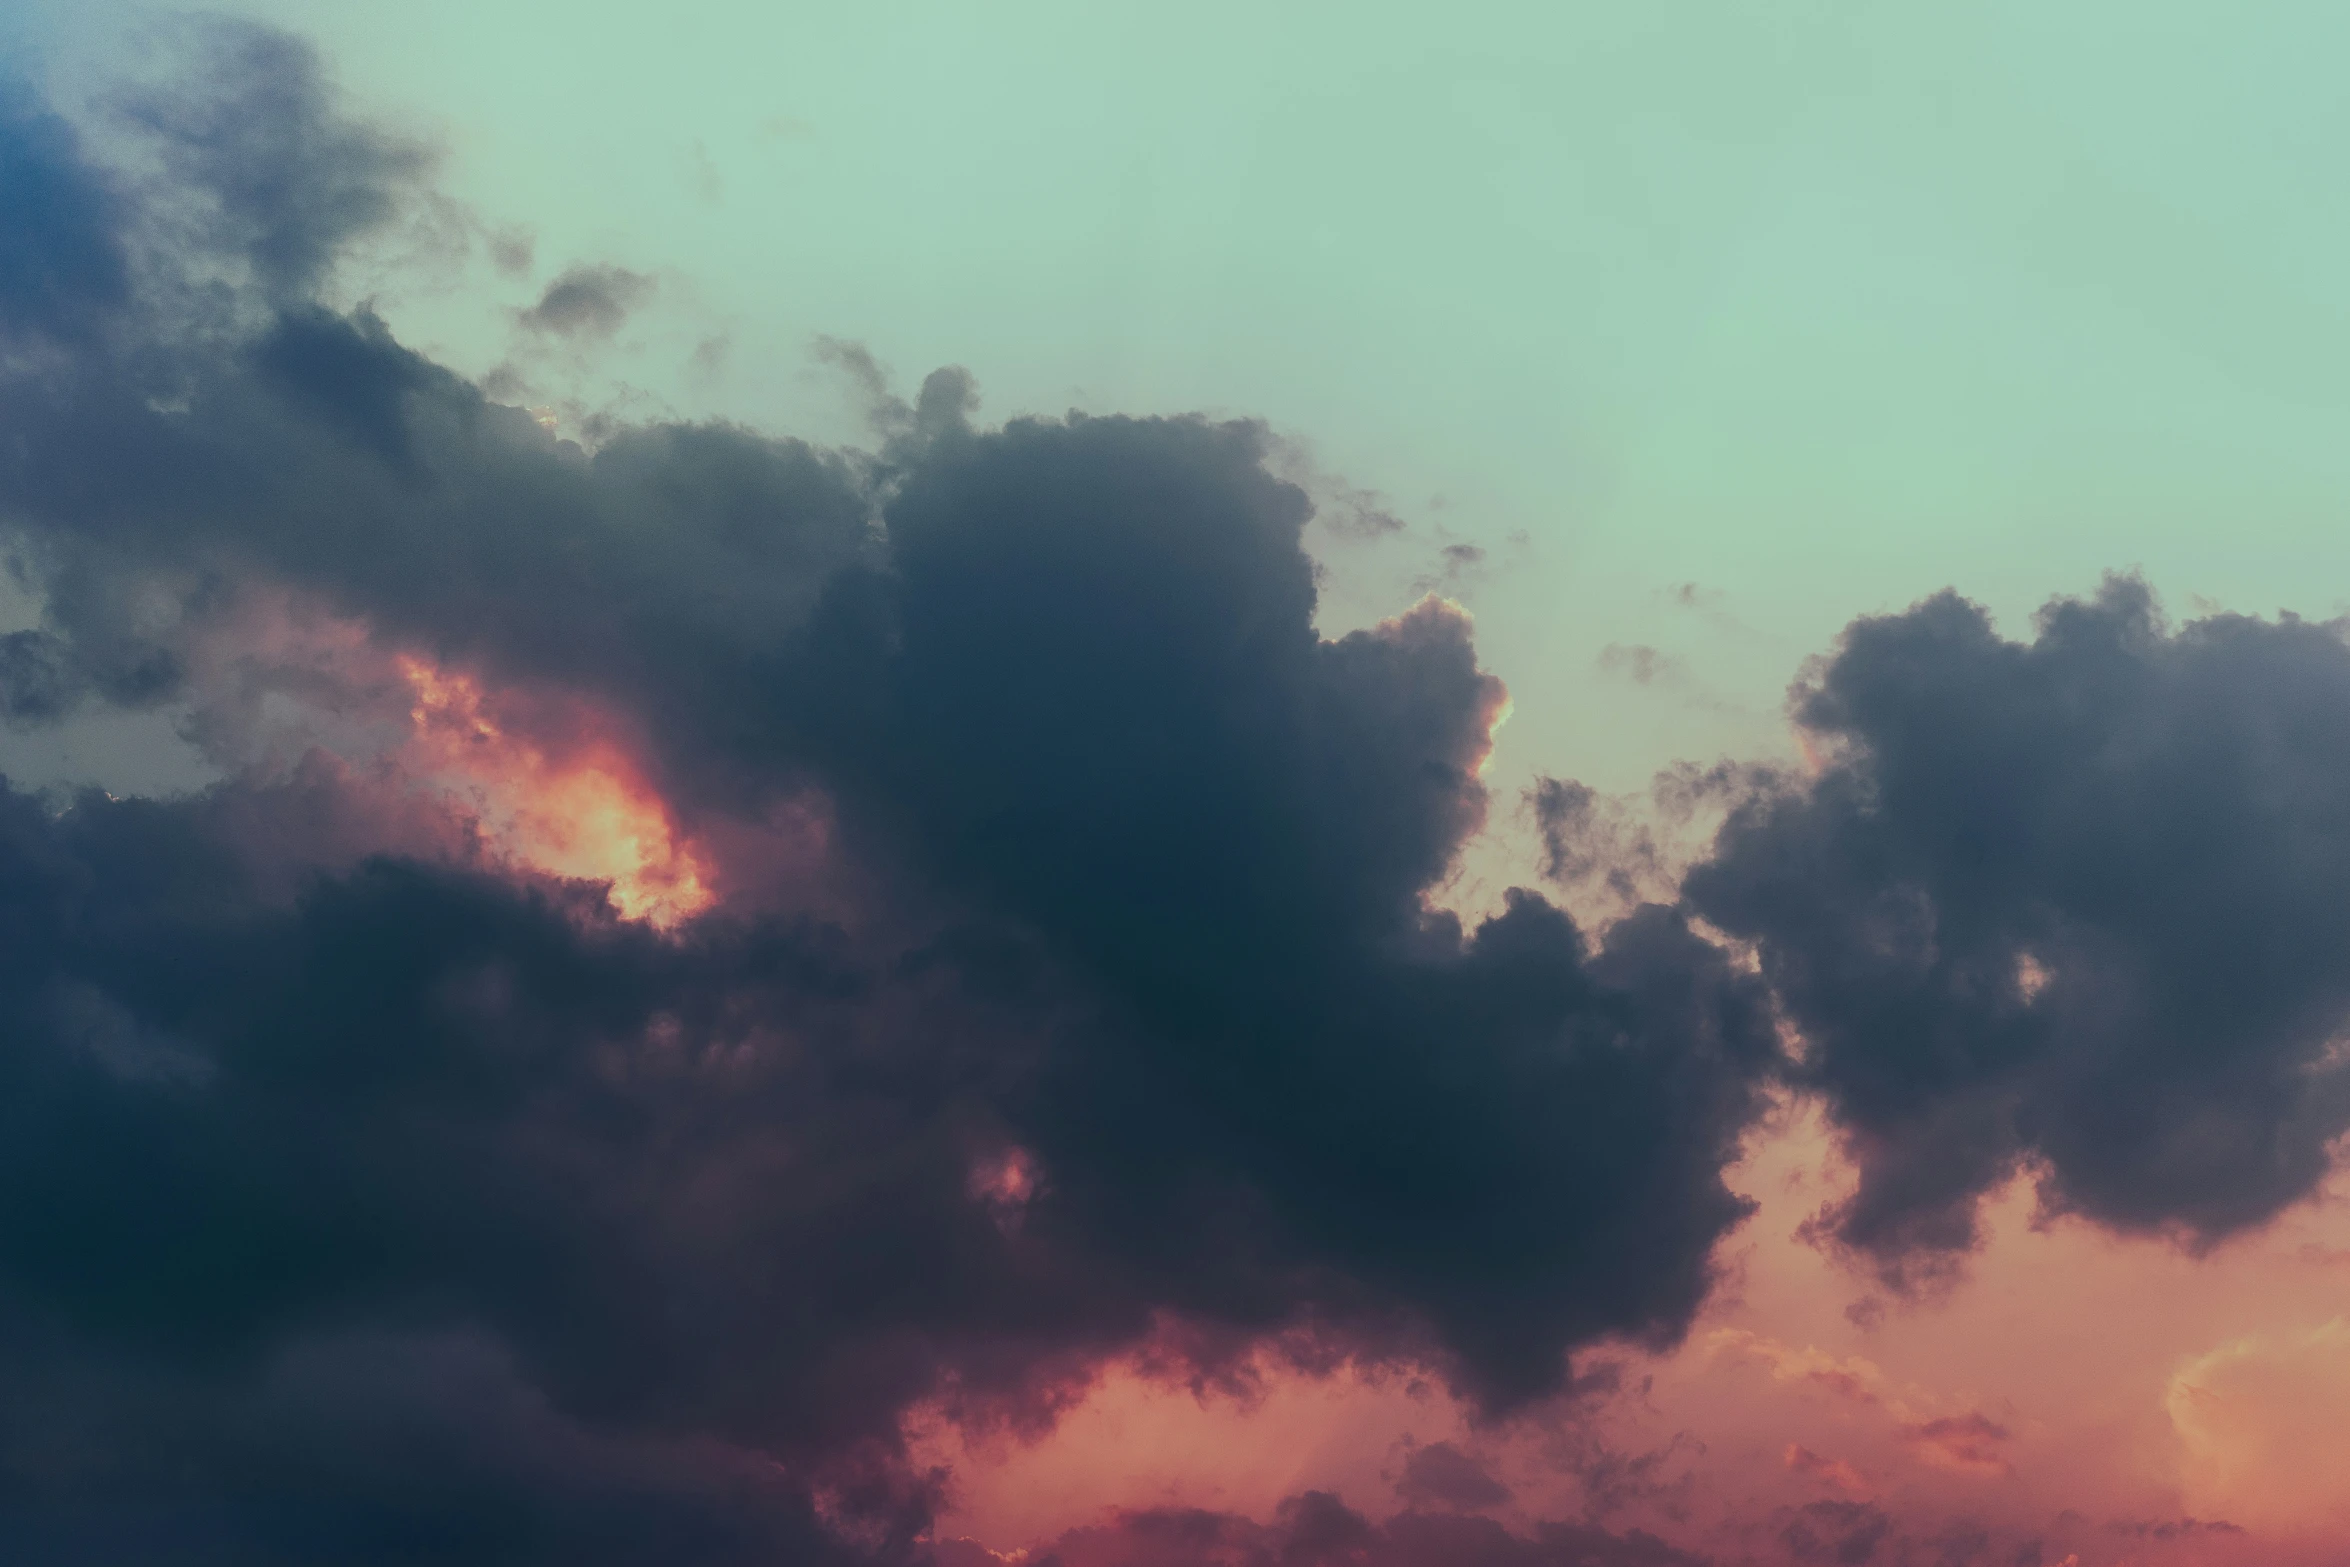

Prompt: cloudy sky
[{"left": 2, "top": 4, "right": 2348, "bottom": 1564}]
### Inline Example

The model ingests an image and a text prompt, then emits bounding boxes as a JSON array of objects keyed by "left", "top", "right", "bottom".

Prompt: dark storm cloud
[
  {"left": 850, "top": 414, "right": 1775, "bottom": 1402},
  {"left": 0, "top": 629, "right": 79, "bottom": 723},
  {"left": 15, "top": 15, "right": 2350, "bottom": 1564},
  {"left": 0, "top": 1321, "right": 885, "bottom": 1566},
  {"left": 28, "top": 17, "right": 2339, "bottom": 1563},
  {"left": 516, "top": 263, "right": 655, "bottom": 339},
  {"left": 0, "top": 81, "right": 130, "bottom": 343},
  {"left": 0, "top": 771, "right": 1104, "bottom": 1560},
  {"left": 0, "top": 24, "right": 1784, "bottom": 1563},
  {"left": 1688, "top": 577, "right": 2350, "bottom": 1277}
]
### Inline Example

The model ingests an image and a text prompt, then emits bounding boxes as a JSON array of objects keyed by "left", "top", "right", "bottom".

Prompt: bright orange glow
[
  {"left": 1473, "top": 694, "right": 1513, "bottom": 780},
  {"left": 395, "top": 654, "right": 713, "bottom": 926},
  {"left": 923, "top": 1096, "right": 2350, "bottom": 1565},
  {"left": 2167, "top": 1318, "right": 2350, "bottom": 1537}
]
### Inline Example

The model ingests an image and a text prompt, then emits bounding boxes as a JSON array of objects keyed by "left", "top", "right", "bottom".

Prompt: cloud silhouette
[
  {"left": 1689, "top": 579, "right": 2350, "bottom": 1279},
  {"left": 0, "top": 26, "right": 1783, "bottom": 1561},
  {"left": 13, "top": 18, "right": 2350, "bottom": 1565}
]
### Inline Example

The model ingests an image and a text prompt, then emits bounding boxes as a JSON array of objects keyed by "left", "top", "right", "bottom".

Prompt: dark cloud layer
[
  {"left": 0, "top": 81, "right": 129, "bottom": 344},
  {"left": 940, "top": 1492, "right": 1706, "bottom": 1567},
  {"left": 1689, "top": 579, "right": 2350, "bottom": 1276},
  {"left": 0, "top": 27, "right": 1780, "bottom": 1563},
  {"left": 0, "top": 771, "right": 1097, "bottom": 1560}
]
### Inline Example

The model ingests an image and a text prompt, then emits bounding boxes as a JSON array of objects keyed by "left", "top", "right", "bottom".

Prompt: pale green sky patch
[{"left": 16, "top": 0, "right": 2350, "bottom": 805}]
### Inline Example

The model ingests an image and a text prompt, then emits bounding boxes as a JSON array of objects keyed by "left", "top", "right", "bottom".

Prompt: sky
[{"left": 1, "top": 5, "right": 2348, "bottom": 1565}]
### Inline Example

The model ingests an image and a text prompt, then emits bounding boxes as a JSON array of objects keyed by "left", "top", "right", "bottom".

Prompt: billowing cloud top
[
  {"left": 1689, "top": 580, "right": 2350, "bottom": 1279},
  {"left": 0, "top": 24, "right": 1781, "bottom": 1564}
]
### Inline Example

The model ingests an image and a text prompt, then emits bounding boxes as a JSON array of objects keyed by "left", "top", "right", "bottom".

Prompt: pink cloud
[
  {"left": 1782, "top": 1445, "right": 1871, "bottom": 1498},
  {"left": 1897, "top": 1413, "right": 2011, "bottom": 1478}
]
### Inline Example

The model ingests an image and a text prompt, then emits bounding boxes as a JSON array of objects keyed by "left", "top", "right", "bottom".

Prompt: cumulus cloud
[
  {"left": 1687, "top": 579, "right": 2350, "bottom": 1280},
  {"left": 0, "top": 26, "right": 1782, "bottom": 1561},
  {"left": 16, "top": 18, "right": 2350, "bottom": 1564}
]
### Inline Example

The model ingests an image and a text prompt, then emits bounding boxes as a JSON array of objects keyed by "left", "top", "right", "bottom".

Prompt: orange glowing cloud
[
  {"left": 395, "top": 654, "right": 712, "bottom": 926},
  {"left": 909, "top": 1352, "right": 1471, "bottom": 1548},
  {"left": 2166, "top": 1317, "right": 2350, "bottom": 1539},
  {"left": 968, "top": 1147, "right": 1045, "bottom": 1238},
  {"left": 1704, "top": 1330, "right": 1901, "bottom": 1414},
  {"left": 1783, "top": 1444, "right": 1872, "bottom": 1498},
  {"left": 915, "top": 1092, "right": 2350, "bottom": 1566},
  {"left": 1898, "top": 1412, "right": 2012, "bottom": 1478}
]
